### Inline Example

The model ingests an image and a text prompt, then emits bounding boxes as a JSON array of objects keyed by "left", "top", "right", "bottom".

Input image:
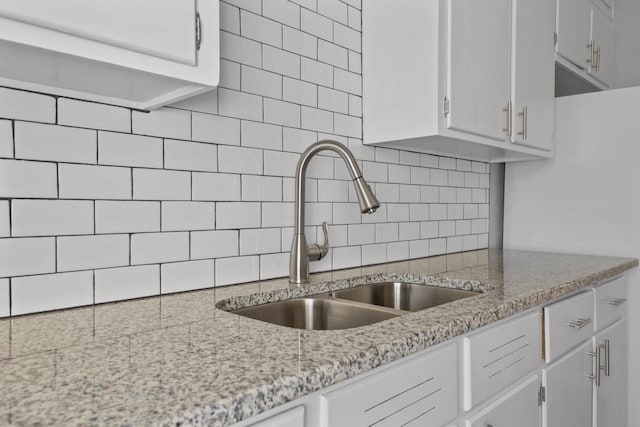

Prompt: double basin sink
[{"left": 232, "top": 282, "right": 479, "bottom": 330}]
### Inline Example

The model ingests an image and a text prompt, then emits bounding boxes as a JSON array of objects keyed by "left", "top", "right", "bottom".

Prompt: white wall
[
  {"left": 503, "top": 86, "right": 640, "bottom": 426},
  {"left": 613, "top": 0, "right": 640, "bottom": 88},
  {"left": 0, "top": 0, "right": 491, "bottom": 317}
]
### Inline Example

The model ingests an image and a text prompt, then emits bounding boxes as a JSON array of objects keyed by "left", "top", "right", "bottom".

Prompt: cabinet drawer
[
  {"left": 463, "top": 311, "right": 541, "bottom": 410},
  {"left": 323, "top": 343, "right": 457, "bottom": 427},
  {"left": 594, "top": 275, "right": 627, "bottom": 330},
  {"left": 465, "top": 374, "right": 540, "bottom": 427},
  {"left": 544, "top": 291, "right": 594, "bottom": 363},
  {"left": 248, "top": 406, "right": 304, "bottom": 427}
]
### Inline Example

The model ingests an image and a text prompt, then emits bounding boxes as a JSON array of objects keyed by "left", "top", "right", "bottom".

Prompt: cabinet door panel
[
  {"left": 588, "top": 7, "right": 613, "bottom": 87},
  {"left": 542, "top": 341, "right": 593, "bottom": 427},
  {"left": 595, "top": 319, "right": 627, "bottom": 427},
  {"left": 447, "top": 0, "right": 511, "bottom": 141},
  {"left": 466, "top": 374, "right": 540, "bottom": 427},
  {"left": 556, "top": 0, "right": 591, "bottom": 69},
  {"left": 0, "top": 0, "right": 197, "bottom": 65},
  {"left": 512, "top": 0, "right": 555, "bottom": 151}
]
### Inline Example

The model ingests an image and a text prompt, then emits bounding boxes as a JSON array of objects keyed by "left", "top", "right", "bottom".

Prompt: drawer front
[
  {"left": 465, "top": 374, "right": 540, "bottom": 427},
  {"left": 323, "top": 343, "right": 457, "bottom": 427},
  {"left": 544, "top": 291, "right": 594, "bottom": 362},
  {"left": 249, "top": 406, "right": 304, "bottom": 427},
  {"left": 594, "top": 275, "right": 627, "bottom": 330},
  {"left": 463, "top": 311, "right": 541, "bottom": 410}
]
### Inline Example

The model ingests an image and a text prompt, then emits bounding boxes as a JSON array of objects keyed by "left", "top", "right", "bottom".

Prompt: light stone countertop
[{"left": 0, "top": 249, "right": 636, "bottom": 426}]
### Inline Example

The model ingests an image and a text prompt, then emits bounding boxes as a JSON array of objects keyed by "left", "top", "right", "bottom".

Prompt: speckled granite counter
[{"left": 0, "top": 249, "right": 636, "bottom": 426}]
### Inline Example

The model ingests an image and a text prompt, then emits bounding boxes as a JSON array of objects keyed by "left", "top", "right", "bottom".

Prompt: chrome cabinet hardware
[
  {"left": 195, "top": 12, "right": 202, "bottom": 50},
  {"left": 606, "top": 297, "right": 627, "bottom": 306},
  {"left": 307, "top": 222, "right": 329, "bottom": 261},
  {"left": 568, "top": 318, "right": 592, "bottom": 329},
  {"left": 595, "top": 46, "right": 601, "bottom": 71},
  {"left": 588, "top": 41, "right": 597, "bottom": 67},
  {"left": 588, "top": 347, "right": 602, "bottom": 386},
  {"left": 517, "top": 106, "right": 528, "bottom": 139},
  {"left": 598, "top": 339, "right": 610, "bottom": 376},
  {"left": 443, "top": 96, "right": 450, "bottom": 116},
  {"left": 502, "top": 101, "right": 512, "bottom": 137}
]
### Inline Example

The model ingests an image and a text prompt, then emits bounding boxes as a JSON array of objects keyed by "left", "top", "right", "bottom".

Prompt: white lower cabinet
[
  {"left": 465, "top": 374, "right": 541, "bottom": 427},
  {"left": 322, "top": 343, "right": 458, "bottom": 427},
  {"left": 594, "top": 319, "right": 627, "bottom": 427},
  {"left": 542, "top": 341, "right": 594, "bottom": 427}
]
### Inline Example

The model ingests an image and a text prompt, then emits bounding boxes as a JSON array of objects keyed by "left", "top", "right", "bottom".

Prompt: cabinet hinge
[
  {"left": 443, "top": 97, "right": 450, "bottom": 117},
  {"left": 195, "top": 12, "right": 202, "bottom": 50},
  {"left": 538, "top": 384, "right": 546, "bottom": 406},
  {"left": 553, "top": 31, "right": 558, "bottom": 47}
]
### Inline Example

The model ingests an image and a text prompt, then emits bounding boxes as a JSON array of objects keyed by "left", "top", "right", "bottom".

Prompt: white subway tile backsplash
[
  {"left": 58, "top": 234, "right": 129, "bottom": 271},
  {"left": 98, "top": 132, "right": 163, "bottom": 168},
  {"left": 191, "top": 230, "right": 239, "bottom": 259},
  {"left": 218, "top": 145, "right": 263, "bottom": 174},
  {"left": 215, "top": 255, "right": 259, "bottom": 285},
  {"left": 242, "top": 175, "right": 282, "bottom": 201},
  {"left": 58, "top": 98, "right": 130, "bottom": 132},
  {"left": 283, "top": 27, "right": 317, "bottom": 59},
  {"left": 0, "top": 120, "right": 13, "bottom": 158},
  {"left": 0, "top": 4, "right": 491, "bottom": 316},
  {"left": 162, "top": 202, "right": 215, "bottom": 231},
  {"left": 133, "top": 169, "right": 191, "bottom": 201},
  {"left": 241, "top": 10, "right": 282, "bottom": 47},
  {"left": 164, "top": 139, "right": 218, "bottom": 172},
  {"left": 220, "top": 31, "right": 262, "bottom": 67},
  {"left": 0, "top": 87, "right": 55, "bottom": 123},
  {"left": 0, "top": 237, "right": 55, "bottom": 277},
  {"left": 161, "top": 259, "right": 215, "bottom": 293},
  {"left": 217, "top": 202, "right": 261, "bottom": 229},
  {"left": 15, "top": 122, "right": 96, "bottom": 164},
  {"left": 240, "top": 228, "right": 281, "bottom": 255},
  {"left": 95, "top": 201, "right": 160, "bottom": 234},
  {"left": 192, "top": 172, "right": 241, "bottom": 201},
  {"left": 95, "top": 265, "right": 159, "bottom": 303},
  {"left": 301, "top": 9, "right": 333, "bottom": 41},
  {"left": 132, "top": 108, "right": 191, "bottom": 140},
  {"left": 192, "top": 113, "right": 241, "bottom": 146},
  {"left": 131, "top": 232, "right": 189, "bottom": 265},
  {"left": 241, "top": 66, "right": 283, "bottom": 99},
  {"left": 59, "top": 164, "right": 131, "bottom": 200},
  {"left": 11, "top": 200, "right": 93, "bottom": 237},
  {"left": 11, "top": 271, "right": 93, "bottom": 315}
]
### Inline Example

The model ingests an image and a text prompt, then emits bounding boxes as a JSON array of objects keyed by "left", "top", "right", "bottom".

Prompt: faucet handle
[{"left": 307, "top": 221, "right": 330, "bottom": 261}]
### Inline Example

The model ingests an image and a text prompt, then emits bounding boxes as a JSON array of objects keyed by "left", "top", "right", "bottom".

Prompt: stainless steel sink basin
[
  {"left": 232, "top": 296, "right": 400, "bottom": 330},
  {"left": 331, "top": 282, "right": 479, "bottom": 312}
]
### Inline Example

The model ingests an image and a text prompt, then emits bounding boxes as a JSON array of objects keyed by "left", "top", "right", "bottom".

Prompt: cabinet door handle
[
  {"left": 588, "top": 41, "right": 597, "bottom": 67},
  {"left": 517, "top": 107, "right": 528, "bottom": 139},
  {"left": 596, "top": 46, "right": 601, "bottom": 72},
  {"left": 502, "top": 101, "right": 512, "bottom": 137},
  {"left": 588, "top": 347, "right": 602, "bottom": 386},
  {"left": 568, "top": 318, "right": 592, "bottom": 329},
  {"left": 598, "top": 339, "right": 610, "bottom": 376},
  {"left": 606, "top": 297, "right": 626, "bottom": 306}
]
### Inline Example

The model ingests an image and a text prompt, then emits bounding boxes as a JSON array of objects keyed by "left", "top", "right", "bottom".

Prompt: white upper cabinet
[
  {"left": 447, "top": 0, "right": 511, "bottom": 142},
  {"left": 556, "top": 0, "right": 592, "bottom": 70},
  {"left": 512, "top": 0, "right": 555, "bottom": 151},
  {"left": 363, "top": 0, "right": 555, "bottom": 163},
  {"left": 588, "top": 6, "right": 614, "bottom": 86},
  {"left": 0, "top": 0, "right": 219, "bottom": 110}
]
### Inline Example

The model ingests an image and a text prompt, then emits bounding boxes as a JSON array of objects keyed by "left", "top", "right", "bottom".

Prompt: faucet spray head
[{"left": 353, "top": 177, "right": 380, "bottom": 214}]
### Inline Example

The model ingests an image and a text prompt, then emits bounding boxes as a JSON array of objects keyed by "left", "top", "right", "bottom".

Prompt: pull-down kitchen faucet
[{"left": 289, "top": 140, "right": 380, "bottom": 285}]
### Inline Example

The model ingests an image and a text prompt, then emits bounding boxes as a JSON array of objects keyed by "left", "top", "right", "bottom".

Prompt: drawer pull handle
[
  {"left": 606, "top": 297, "right": 626, "bottom": 306},
  {"left": 568, "top": 318, "right": 592, "bottom": 329}
]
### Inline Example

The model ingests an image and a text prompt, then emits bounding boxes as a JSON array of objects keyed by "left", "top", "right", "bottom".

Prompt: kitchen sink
[
  {"left": 331, "top": 282, "right": 479, "bottom": 312},
  {"left": 231, "top": 296, "right": 401, "bottom": 330}
]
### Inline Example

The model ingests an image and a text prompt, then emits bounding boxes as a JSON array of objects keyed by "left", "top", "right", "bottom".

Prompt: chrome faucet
[{"left": 289, "top": 140, "right": 380, "bottom": 285}]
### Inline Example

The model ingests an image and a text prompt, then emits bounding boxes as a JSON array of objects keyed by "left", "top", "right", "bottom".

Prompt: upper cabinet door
[
  {"left": 556, "top": 0, "right": 591, "bottom": 69},
  {"left": 511, "top": 0, "right": 555, "bottom": 151},
  {"left": 0, "top": 0, "right": 197, "bottom": 65},
  {"left": 447, "top": 0, "right": 511, "bottom": 142},
  {"left": 588, "top": 6, "right": 613, "bottom": 86}
]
